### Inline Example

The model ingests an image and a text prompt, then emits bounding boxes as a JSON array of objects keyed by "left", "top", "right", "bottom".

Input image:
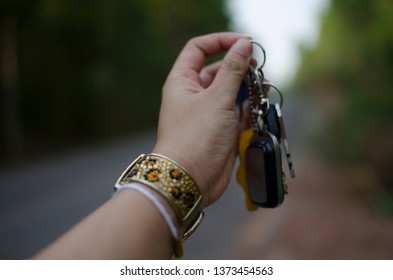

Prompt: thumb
[{"left": 210, "top": 38, "right": 252, "bottom": 102}]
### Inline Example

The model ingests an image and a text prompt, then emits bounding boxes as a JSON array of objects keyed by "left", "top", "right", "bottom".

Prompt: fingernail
[{"left": 231, "top": 39, "right": 253, "bottom": 58}]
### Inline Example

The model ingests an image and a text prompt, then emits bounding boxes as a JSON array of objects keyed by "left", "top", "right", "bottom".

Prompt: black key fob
[
  {"left": 246, "top": 131, "right": 285, "bottom": 208},
  {"left": 265, "top": 105, "right": 281, "bottom": 141}
]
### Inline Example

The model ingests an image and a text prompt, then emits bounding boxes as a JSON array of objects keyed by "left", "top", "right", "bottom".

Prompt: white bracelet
[{"left": 113, "top": 182, "right": 182, "bottom": 240}]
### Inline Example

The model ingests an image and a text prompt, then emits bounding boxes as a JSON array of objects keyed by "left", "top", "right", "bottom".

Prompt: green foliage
[
  {"left": 294, "top": 0, "right": 393, "bottom": 197},
  {"left": 0, "top": 0, "right": 229, "bottom": 157}
]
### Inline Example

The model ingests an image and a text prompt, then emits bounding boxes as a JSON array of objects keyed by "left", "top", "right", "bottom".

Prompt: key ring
[
  {"left": 262, "top": 81, "right": 283, "bottom": 109},
  {"left": 251, "top": 40, "right": 266, "bottom": 70}
]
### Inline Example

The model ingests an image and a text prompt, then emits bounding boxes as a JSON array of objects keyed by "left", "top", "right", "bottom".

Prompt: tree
[{"left": 0, "top": 0, "right": 230, "bottom": 160}]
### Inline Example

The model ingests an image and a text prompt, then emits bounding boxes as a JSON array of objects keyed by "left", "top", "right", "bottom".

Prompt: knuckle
[
  {"left": 186, "top": 37, "right": 196, "bottom": 47},
  {"left": 186, "top": 36, "right": 201, "bottom": 48},
  {"left": 221, "top": 59, "right": 244, "bottom": 78}
]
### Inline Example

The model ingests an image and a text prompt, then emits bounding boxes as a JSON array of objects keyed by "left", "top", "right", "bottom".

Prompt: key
[
  {"left": 282, "top": 171, "right": 288, "bottom": 194},
  {"left": 275, "top": 103, "right": 295, "bottom": 178},
  {"left": 236, "top": 128, "right": 258, "bottom": 211}
]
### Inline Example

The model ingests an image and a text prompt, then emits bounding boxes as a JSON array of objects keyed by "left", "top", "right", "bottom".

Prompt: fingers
[
  {"left": 200, "top": 61, "right": 222, "bottom": 88},
  {"left": 210, "top": 39, "right": 253, "bottom": 102},
  {"left": 171, "top": 33, "right": 251, "bottom": 78},
  {"left": 200, "top": 55, "right": 258, "bottom": 89}
]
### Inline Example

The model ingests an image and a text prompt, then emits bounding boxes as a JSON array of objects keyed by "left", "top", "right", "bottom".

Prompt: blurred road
[{"left": 1, "top": 96, "right": 393, "bottom": 259}]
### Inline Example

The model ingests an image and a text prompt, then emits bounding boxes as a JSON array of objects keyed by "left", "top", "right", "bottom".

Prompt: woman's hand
[{"left": 153, "top": 32, "right": 252, "bottom": 207}]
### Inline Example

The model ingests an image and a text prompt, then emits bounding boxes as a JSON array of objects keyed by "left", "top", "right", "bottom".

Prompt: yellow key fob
[{"left": 236, "top": 128, "right": 258, "bottom": 211}]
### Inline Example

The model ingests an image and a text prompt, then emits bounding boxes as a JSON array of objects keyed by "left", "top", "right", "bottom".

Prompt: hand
[{"left": 153, "top": 32, "right": 253, "bottom": 207}]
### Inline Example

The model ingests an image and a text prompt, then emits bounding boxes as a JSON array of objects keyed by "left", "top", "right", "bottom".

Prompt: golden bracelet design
[{"left": 114, "top": 153, "right": 204, "bottom": 237}]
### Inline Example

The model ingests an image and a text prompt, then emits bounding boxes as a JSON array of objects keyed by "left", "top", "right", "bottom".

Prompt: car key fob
[
  {"left": 246, "top": 131, "right": 285, "bottom": 208},
  {"left": 265, "top": 105, "right": 281, "bottom": 141}
]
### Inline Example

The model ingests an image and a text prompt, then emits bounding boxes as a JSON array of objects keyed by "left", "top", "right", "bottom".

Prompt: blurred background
[{"left": 1, "top": 0, "right": 393, "bottom": 259}]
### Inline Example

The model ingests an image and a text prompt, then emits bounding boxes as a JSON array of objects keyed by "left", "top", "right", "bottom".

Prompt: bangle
[
  {"left": 113, "top": 182, "right": 182, "bottom": 239},
  {"left": 114, "top": 153, "right": 204, "bottom": 257},
  {"left": 113, "top": 182, "right": 184, "bottom": 258}
]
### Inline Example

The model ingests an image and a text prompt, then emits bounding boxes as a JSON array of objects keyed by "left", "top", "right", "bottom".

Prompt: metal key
[{"left": 275, "top": 103, "right": 295, "bottom": 178}]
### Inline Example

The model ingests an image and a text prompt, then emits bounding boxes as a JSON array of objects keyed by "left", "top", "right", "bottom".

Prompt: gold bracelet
[{"left": 114, "top": 153, "right": 204, "bottom": 257}]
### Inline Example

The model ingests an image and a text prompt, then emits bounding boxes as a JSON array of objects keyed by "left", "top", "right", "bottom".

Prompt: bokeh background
[{"left": 1, "top": 0, "right": 393, "bottom": 259}]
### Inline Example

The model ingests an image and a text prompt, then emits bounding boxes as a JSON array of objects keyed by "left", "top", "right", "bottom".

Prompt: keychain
[{"left": 236, "top": 41, "right": 295, "bottom": 209}]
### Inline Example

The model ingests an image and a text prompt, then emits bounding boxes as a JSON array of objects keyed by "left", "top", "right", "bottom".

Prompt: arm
[
  {"left": 34, "top": 187, "right": 174, "bottom": 259},
  {"left": 34, "top": 32, "right": 253, "bottom": 259}
]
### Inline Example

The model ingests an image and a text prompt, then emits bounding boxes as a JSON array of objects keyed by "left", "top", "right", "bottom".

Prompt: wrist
[
  {"left": 114, "top": 153, "right": 205, "bottom": 258},
  {"left": 152, "top": 143, "right": 209, "bottom": 206},
  {"left": 114, "top": 183, "right": 184, "bottom": 257},
  {"left": 114, "top": 187, "right": 183, "bottom": 259},
  {"left": 115, "top": 182, "right": 184, "bottom": 235}
]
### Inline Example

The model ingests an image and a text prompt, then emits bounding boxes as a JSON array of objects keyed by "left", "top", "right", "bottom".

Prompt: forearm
[{"left": 34, "top": 188, "right": 173, "bottom": 259}]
